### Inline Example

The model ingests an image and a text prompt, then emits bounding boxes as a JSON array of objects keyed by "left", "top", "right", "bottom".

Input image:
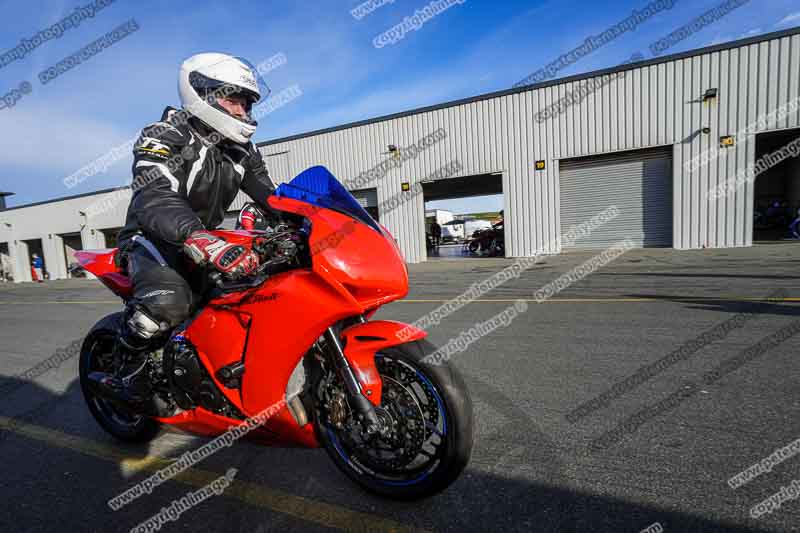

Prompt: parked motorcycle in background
[
  {"left": 68, "top": 262, "right": 87, "bottom": 278},
  {"left": 466, "top": 220, "right": 504, "bottom": 257}
]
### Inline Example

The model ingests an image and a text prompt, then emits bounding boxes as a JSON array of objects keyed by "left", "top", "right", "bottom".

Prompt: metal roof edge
[{"left": 257, "top": 26, "right": 800, "bottom": 148}]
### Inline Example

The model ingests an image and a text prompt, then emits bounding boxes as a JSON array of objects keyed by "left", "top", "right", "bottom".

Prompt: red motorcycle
[{"left": 76, "top": 166, "right": 473, "bottom": 499}]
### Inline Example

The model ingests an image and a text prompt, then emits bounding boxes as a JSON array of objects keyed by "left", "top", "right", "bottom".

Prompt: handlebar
[
  {"left": 208, "top": 259, "right": 298, "bottom": 297},
  {"left": 209, "top": 270, "right": 268, "bottom": 292},
  {"left": 207, "top": 229, "right": 303, "bottom": 295}
]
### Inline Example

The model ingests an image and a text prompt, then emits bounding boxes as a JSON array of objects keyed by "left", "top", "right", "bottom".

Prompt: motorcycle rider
[{"left": 98, "top": 53, "right": 278, "bottom": 408}]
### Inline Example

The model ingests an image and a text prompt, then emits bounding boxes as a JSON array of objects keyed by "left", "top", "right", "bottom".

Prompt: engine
[{"left": 162, "top": 337, "right": 241, "bottom": 418}]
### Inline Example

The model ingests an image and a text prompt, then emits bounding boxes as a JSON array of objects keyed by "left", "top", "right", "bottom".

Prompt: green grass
[{"left": 456, "top": 211, "right": 501, "bottom": 220}]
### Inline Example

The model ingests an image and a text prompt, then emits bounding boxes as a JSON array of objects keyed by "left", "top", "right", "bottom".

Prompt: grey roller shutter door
[{"left": 559, "top": 147, "right": 673, "bottom": 250}]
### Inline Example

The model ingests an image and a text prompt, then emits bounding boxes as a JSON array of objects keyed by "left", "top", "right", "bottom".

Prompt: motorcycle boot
[{"left": 87, "top": 306, "right": 164, "bottom": 410}]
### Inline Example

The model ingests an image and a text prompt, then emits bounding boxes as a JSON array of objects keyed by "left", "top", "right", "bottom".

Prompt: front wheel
[{"left": 315, "top": 339, "right": 474, "bottom": 500}]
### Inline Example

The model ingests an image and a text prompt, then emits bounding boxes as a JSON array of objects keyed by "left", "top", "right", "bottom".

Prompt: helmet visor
[
  {"left": 189, "top": 56, "right": 271, "bottom": 106},
  {"left": 235, "top": 57, "right": 271, "bottom": 102}
]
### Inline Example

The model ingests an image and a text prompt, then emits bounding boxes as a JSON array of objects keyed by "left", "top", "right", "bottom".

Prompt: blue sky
[{"left": 0, "top": 0, "right": 798, "bottom": 212}]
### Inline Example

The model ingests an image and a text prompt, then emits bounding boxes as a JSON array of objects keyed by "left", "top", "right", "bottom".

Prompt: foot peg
[
  {"left": 86, "top": 371, "right": 174, "bottom": 417},
  {"left": 216, "top": 361, "right": 245, "bottom": 389},
  {"left": 86, "top": 372, "right": 150, "bottom": 405}
]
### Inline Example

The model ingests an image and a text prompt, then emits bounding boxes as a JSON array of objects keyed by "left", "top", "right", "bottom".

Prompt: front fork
[
  {"left": 323, "top": 325, "right": 382, "bottom": 435},
  {"left": 321, "top": 317, "right": 428, "bottom": 436}
]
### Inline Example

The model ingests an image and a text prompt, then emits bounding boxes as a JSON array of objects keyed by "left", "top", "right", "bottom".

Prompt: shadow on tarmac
[
  {"left": 623, "top": 295, "right": 800, "bottom": 318},
  {"left": 600, "top": 272, "right": 800, "bottom": 281},
  {"left": 0, "top": 370, "right": 783, "bottom": 533}
]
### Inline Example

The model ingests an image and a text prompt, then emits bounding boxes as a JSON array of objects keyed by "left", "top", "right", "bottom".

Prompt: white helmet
[{"left": 178, "top": 53, "right": 270, "bottom": 144}]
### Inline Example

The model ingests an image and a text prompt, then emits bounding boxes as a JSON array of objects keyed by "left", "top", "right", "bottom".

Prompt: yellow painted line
[
  {"left": 0, "top": 300, "right": 120, "bottom": 305},
  {"left": 0, "top": 416, "right": 426, "bottom": 533},
  {"left": 0, "top": 285, "right": 100, "bottom": 290},
  {"left": 401, "top": 297, "right": 800, "bottom": 303},
  {"left": 1, "top": 297, "right": 799, "bottom": 306}
]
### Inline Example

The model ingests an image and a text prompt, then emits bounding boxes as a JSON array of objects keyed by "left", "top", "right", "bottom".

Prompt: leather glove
[{"left": 183, "top": 231, "right": 259, "bottom": 277}]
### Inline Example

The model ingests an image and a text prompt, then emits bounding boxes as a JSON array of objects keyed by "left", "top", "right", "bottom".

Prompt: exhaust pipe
[{"left": 287, "top": 394, "right": 308, "bottom": 426}]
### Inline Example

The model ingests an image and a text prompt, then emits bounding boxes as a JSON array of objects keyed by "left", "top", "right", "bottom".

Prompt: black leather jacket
[{"left": 118, "top": 107, "right": 276, "bottom": 250}]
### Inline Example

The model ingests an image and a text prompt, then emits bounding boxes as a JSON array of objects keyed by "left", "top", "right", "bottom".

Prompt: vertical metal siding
[
  {"left": 790, "top": 35, "right": 800, "bottom": 130},
  {"left": 248, "top": 33, "right": 798, "bottom": 261}
]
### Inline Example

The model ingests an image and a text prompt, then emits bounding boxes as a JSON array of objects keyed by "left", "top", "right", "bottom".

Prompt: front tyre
[{"left": 315, "top": 339, "right": 474, "bottom": 500}]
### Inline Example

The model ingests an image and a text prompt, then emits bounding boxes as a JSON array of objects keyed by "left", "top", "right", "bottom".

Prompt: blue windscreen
[{"left": 275, "top": 166, "right": 381, "bottom": 232}]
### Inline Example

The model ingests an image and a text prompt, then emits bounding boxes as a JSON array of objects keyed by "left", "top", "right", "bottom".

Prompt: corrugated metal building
[
  {"left": 254, "top": 26, "right": 800, "bottom": 263},
  {"left": 1, "top": 27, "right": 799, "bottom": 281}
]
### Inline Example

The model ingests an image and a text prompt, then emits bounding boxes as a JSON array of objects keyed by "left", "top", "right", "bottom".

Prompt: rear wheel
[
  {"left": 315, "top": 339, "right": 473, "bottom": 500},
  {"left": 79, "top": 313, "right": 160, "bottom": 443},
  {"left": 491, "top": 239, "right": 505, "bottom": 257}
]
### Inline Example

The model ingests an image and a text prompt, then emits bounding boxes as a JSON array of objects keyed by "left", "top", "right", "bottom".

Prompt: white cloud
[
  {"left": 741, "top": 28, "right": 763, "bottom": 37},
  {"left": 0, "top": 106, "right": 132, "bottom": 177},
  {"left": 776, "top": 12, "right": 800, "bottom": 26}
]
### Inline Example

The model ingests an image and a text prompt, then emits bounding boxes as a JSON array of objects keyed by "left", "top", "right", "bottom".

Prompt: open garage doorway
[
  {"left": 100, "top": 227, "right": 122, "bottom": 249},
  {"left": 753, "top": 128, "right": 800, "bottom": 242},
  {"left": 0, "top": 242, "right": 11, "bottom": 282},
  {"left": 351, "top": 188, "right": 379, "bottom": 222},
  {"left": 421, "top": 172, "right": 504, "bottom": 260},
  {"left": 61, "top": 233, "right": 84, "bottom": 278},
  {"left": 21, "top": 238, "right": 46, "bottom": 282}
]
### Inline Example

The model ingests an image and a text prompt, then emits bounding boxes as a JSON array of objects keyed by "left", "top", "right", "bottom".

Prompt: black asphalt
[{"left": 0, "top": 243, "right": 798, "bottom": 532}]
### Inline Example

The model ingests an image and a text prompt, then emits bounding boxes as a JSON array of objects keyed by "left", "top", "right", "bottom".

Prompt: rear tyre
[
  {"left": 492, "top": 239, "right": 505, "bottom": 257},
  {"left": 315, "top": 339, "right": 474, "bottom": 500},
  {"left": 79, "top": 312, "right": 161, "bottom": 443}
]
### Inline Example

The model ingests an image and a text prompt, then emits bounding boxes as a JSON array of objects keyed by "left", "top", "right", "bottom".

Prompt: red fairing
[
  {"left": 173, "top": 202, "right": 414, "bottom": 441},
  {"left": 187, "top": 268, "right": 364, "bottom": 446},
  {"left": 85, "top": 195, "right": 422, "bottom": 449},
  {"left": 268, "top": 196, "right": 409, "bottom": 311},
  {"left": 340, "top": 320, "right": 428, "bottom": 406},
  {"left": 74, "top": 249, "right": 132, "bottom": 299}
]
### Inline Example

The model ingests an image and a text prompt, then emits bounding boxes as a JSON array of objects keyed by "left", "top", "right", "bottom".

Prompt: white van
[{"left": 441, "top": 219, "right": 492, "bottom": 242}]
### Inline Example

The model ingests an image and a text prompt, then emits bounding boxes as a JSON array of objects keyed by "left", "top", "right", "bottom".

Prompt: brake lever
[{"left": 255, "top": 256, "right": 289, "bottom": 275}]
